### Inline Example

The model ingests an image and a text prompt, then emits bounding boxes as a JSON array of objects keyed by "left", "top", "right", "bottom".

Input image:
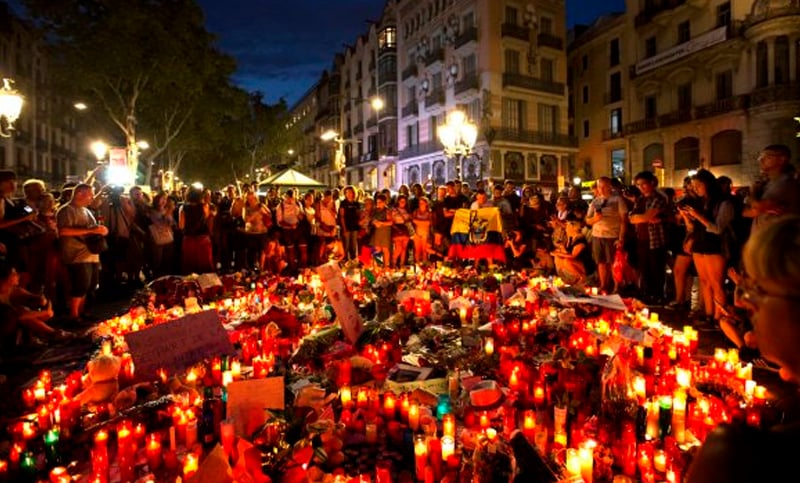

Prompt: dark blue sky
[{"left": 198, "top": 0, "right": 626, "bottom": 107}]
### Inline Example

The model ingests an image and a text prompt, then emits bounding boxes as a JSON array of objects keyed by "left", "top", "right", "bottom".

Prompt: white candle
[
  {"left": 579, "top": 442, "right": 595, "bottom": 483},
  {"left": 441, "top": 435, "right": 455, "bottom": 460},
  {"left": 565, "top": 448, "right": 581, "bottom": 476}
]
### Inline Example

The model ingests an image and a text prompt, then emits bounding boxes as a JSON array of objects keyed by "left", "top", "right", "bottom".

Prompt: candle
[
  {"left": 427, "top": 437, "right": 443, "bottom": 481},
  {"left": 645, "top": 402, "right": 659, "bottom": 440},
  {"left": 365, "top": 421, "right": 378, "bottom": 444},
  {"left": 565, "top": 448, "right": 581, "bottom": 477},
  {"left": 409, "top": 401, "right": 420, "bottom": 431},
  {"left": 183, "top": 453, "right": 199, "bottom": 479},
  {"left": 579, "top": 441, "right": 595, "bottom": 483},
  {"left": 211, "top": 358, "right": 222, "bottom": 384},
  {"left": 744, "top": 379, "right": 757, "bottom": 398},
  {"left": 175, "top": 411, "right": 188, "bottom": 445},
  {"left": 441, "top": 435, "right": 455, "bottom": 460},
  {"left": 675, "top": 368, "right": 691, "bottom": 388},
  {"left": 220, "top": 418, "right": 235, "bottom": 457},
  {"left": 33, "top": 380, "right": 46, "bottom": 402},
  {"left": 221, "top": 370, "right": 233, "bottom": 387},
  {"left": 672, "top": 390, "right": 687, "bottom": 444},
  {"left": 22, "top": 388, "right": 35, "bottom": 408},
  {"left": 484, "top": 337, "right": 494, "bottom": 356},
  {"left": 533, "top": 384, "right": 545, "bottom": 406},
  {"left": 186, "top": 418, "right": 198, "bottom": 447},
  {"left": 383, "top": 392, "right": 397, "bottom": 420},
  {"left": 633, "top": 376, "right": 647, "bottom": 402},
  {"left": 43, "top": 428, "right": 61, "bottom": 466},
  {"left": 522, "top": 409, "right": 536, "bottom": 439},
  {"left": 117, "top": 426, "right": 135, "bottom": 482},
  {"left": 443, "top": 413, "right": 456, "bottom": 438},
  {"left": 230, "top": 360, "right": 242, "bottom": 379},
  {"left": 553, "top": 431, "right": 567, "bottom": 447},
  {"left": 48, "top": 466, "right": 70, "bottom": 483},
  {"left": 357, "top": 387, "right": 369, "bottom": 409},
  {"left": 340, "top": 386, "right": 353, "bottom": 409},
  {"left": 654, "top": 449, "right": 667, "bottom": 473},
  {"left": 414, "top": 435, "right": 428, "bottom": 480},
  {"left": 753, "top": 385, "right": 767, "bottom": 406},
  {"left": 459, "top": 307, "right": 467, "bottom": 323},
  {"left": 146, "top": 434, "right": 162, "bottom": 470}
]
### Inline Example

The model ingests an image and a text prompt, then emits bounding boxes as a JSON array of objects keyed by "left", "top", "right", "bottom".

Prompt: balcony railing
[
  {"left": 424, "top": 47, "right": 445, "bottom": 66},
  {"left": 657, "top": 109, "right": 693, "bottom": 127},
  {"left": 694, "top": 94, "right": 748, "bottom": 119},
  {"left": 402, "top": 101, "right": 418, "bottom": 118},
  {"left": 454, "top": 73, "right": 479, "bottom": 95},
  {"left": 425, "top": 89, "right": 445, "bottom": 108},
  {"left": 601, "top": 129, "right": 625, "bottom": 141},
  {"left": 502, "top": 72, "right": 564, "bottom": 95},
  {"left": 604, "top": 91, "right": 623, "bottom": 105},
  {"left": 634, "top": 0, "right": 687, "bottom": 27},
  {"left": 623, "top": 118, "right": 658, "bottom": 135},
  {"left": 537, "top": 33, "right": 564, "bottom": 50},
  {"left": 494, "top": 128, "right": 577, "bottom": 147},
  {"left": 401, "top": 64, "right": 418, "bottom": 81},
  {"left": 454, "top": 26, "right": 478, "bottom": 49},
  {"left": 398, "top": 140, "right": 442, "bottom": 160},
  {"left": 501, "top": 22, "right": 530, "bottom": 41},
  {"left": 750, "top": 82, "right": 800, "bottom": 107}
]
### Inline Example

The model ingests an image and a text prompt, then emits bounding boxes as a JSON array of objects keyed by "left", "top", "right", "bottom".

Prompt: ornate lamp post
[
  {"left": 438, "top": 110, "right": 478, "bottom": 182},
  {"left": 0, "top": 78, "right": 24, "bottom": 137}
]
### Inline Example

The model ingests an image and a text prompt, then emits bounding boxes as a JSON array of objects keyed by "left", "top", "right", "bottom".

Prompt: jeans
[{"left": 342, "top": 230, "right": 359, "bottom": 260}]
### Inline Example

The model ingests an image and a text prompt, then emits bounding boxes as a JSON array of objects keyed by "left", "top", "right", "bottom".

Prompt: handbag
[
  {"left": 84, "top": 234, "right": 109, "bottom": 254},
  {"left": 149, "top": 223, "right": 174, "bottom": 245}
]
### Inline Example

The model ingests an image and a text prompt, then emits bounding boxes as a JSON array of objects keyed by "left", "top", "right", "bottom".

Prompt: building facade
[
  {"left": 395, "top": 0, "right": 576, "bottom": 191},
  {"left": 570, "top": 0, "right": 800, "bottom": 188},
  {"left": 0, "top": 5, "right": 92, "bottom": 187}
]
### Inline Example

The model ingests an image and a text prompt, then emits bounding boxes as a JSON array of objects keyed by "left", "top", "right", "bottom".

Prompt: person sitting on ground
[
  {"left": 0, "top": 262, "right": 74, "bottom": 351},
  {"left": 551, "top": 217, "right": 595, "bottom": 287},
  {"left": 687, "top": 215, "right": 800, "bottom": 483}
]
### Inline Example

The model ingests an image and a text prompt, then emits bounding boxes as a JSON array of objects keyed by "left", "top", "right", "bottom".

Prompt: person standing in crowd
[
  {"left": 669, "top": 177, "right": 698, "bottom": 309},
  {"left": 148, "top": 192, "right": 176, "bottom": 277},
  {"left": 276, "top": 189, "right": 307, "bottom": 272},
  {"left": 316, "top": 190, "right": 339, "bottom": 264},
  {"left": 492, "top": 184, "right": 516, "bottom": 237},
  {"left": 56, "top": 183, "right": 107, "bottom": 322},
  {"left": 411, "top": 196, "right": 433, "bottom": 264},
  {"left": 370, "top": 194, "right": 393, "bottom": 266},
  {"left": 390, "top": 194, "right": 413, "bottom": 268},
  {"left": 503, "top": 179, "right": 521, "bottom": 214},
  {"left": 585, "top": 176, "right": 628, "bottom": 293},
  {"left": 178, "top": 185, "right": 214, "bottom": 275},
  {"left": 241, "top": 191, "right": 271, "bottom": 271},
  {"left": 744, "top": 144, "right": 800, "bottom": 233},
  {"left": 687, "top": 215, "right": 800, "bottom": 483},
  {"left": 629, "top": 171, "right": 669, "bottom": 304},
  {"left": 215, "top": 185, "right": 237, "bottom": 272},
  {"left": 0, "top": 171, "right": 39, "bottom": 281},
  {"left": 680, "top": 169, "right": 735, "bottom": 328},
  {"left": 339, "top": 186, "right": 361, "bottom": 261},
  {"left": 470, "top": 189, "right": 493, "bottom": 209}
]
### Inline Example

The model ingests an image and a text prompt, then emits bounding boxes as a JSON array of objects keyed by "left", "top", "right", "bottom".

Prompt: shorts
[
  {"left": 67, "top": 263, "right": 99, "bottom": 298},
  {"left": 592, "top": 237, "right": 616, "bottom": 264}
]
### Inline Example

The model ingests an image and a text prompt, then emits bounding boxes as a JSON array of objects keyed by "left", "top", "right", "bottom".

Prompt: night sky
[{"left": 198, "top": 0, "right": 626, "bottom": 107}]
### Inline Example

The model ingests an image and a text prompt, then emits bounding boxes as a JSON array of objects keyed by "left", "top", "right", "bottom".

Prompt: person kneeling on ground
[{"left": 551, "top": 217, "right": 595, "bottom": 287}]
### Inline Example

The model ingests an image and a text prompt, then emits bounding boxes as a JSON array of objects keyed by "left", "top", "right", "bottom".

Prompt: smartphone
[{"left": 23, "top": 205, "right": 34, "bottom": 214}]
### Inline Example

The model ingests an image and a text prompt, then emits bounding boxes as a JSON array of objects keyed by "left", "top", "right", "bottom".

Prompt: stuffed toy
[{"left": 77, "top": 354, "right": 121, "bottom": 405}]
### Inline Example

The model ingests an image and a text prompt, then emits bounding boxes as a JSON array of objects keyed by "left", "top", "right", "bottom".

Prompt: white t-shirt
[{"left": 587, "top": 194, "right": 627, "bottom": 239}]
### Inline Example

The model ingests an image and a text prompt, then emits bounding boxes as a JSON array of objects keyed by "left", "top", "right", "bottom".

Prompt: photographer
[{"left": 0, "top": 171, "right": 41, "bottom": 280}]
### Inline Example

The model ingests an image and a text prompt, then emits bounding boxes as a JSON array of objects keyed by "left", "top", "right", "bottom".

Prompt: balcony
[
  {"left": 750, "top": 83, "right": 800, "bottom": 107},
  {"left": 401, "top": 64, "right": 418, "bottom": 81},
  {"left": 623, "top": 118, "right": 658, "bottom": 135},
  {"left": 602, "top": 129, "right": 625, "bottom": 141},
  {"left": 454, "top": 73, "right": 479, "bottom": 95},
  {"left": 502, "top": 72, "right": 565, "bottom": 95},
  {"left": 454, "top": 26, "right": 478, "bottom": 49},
  {"left": 402, "top": 101, "right": 418, "bottom": 118},
  {"left": 425, "top": 89, "right": 445, "bottom": 108},
  {"left": 537, "top": 33, "right": 564, "bottom": 50},
  {"left": 501, "top": 22, "right": 530, "bottom": 41},
  {"left": 354, "top": 122, "right": 364, "bottom": 135},
  {"left": 367, "top": 116, "right": 378, "bottom": 128},
  {"left": 398, "top": 140, "right": 442, "bottom": 160},
  {"left": 634, "top": 0, "right": 687, "bottom": 27},
  {"left": 494, "top": 128, "right": 577, "bottom": 148},
  {"left": 379, "top": 43, "right": 396, "bottom": 56},
  {"left": 694, "top": 94, "right": 748, "bottom": 119},
  {"left": 424, "top": 47, "right": 445, "bottom": 66},
  {"left": 657, "top": 109, "right": 693, "bottom": 127}
]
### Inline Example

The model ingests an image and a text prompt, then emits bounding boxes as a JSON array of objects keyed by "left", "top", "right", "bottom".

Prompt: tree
[{"left": 24, "top": 0, "right": 239, "bottom": 185}]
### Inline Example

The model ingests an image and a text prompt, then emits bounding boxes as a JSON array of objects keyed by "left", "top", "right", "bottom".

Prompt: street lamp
[
  {"left": 0, "top": 78, "right": 24, "bottom": 137},
  {"left": 438, "top": 110, "right": 478, "bottom": 182},
  {"left": 90, "top": 140, "right": 108, "bottom": 163}
]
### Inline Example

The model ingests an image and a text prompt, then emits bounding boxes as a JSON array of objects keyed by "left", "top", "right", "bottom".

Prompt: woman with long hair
[
  {"left": 412, "top": 196, "right": 433, "bottom": 264},
  {"left": 179, "top": 186, "right": 214, "bottom": 274},
  {"left": 148, "top": 191, "right": 176, "bottom": 277},
  {"left": 241, "top": 191, "right": 271, "bottom": 271},
  {"left": 680, "top": 169, "right": 735, "bottom": 328},
  {"left": 390, "top": 194, "right": 413, "bottom": 267},
  {"left": 315, "top": 190, "right": 339, "bottom": 263}
]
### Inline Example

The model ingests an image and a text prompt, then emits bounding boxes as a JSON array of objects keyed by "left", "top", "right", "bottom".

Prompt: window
[
  {"left": 429, "top": 116, "right": 438, "bottom": 142},
  {"left": 582, "top": 54, "right": 588, "bottom": 71},
  {"left": 463, "top": 12, "right": 475, "bottom": 29},
  {"left": 432, "top": 72, "right": 443, "bottom": 90},
  {"left": 715, "top": 70, "right": 733, "bottom": 100},
  {"left": 406, "top": 122, "right": 419, "bottom": 147},
  {"left": 379, "top": 27, "right": 396, "bottom": 49},
  {"left": 677, "top": 83, "right": 692, "bottom": 111},
  {"left": 711, "top": 130, "right": 742, "bottom": 166},
  {"left": 583, "top": 119, "right": 590, "bottom": 138},
  {"left": 540, "top": 58, "right": 554, "bottom": 81},
  {"left": 540, "top": 16, "right": 553, "bottom": 35},
  {"left": 505, "top": 49, "right": 521, "bottom": 74},
  {"left": 611, "top": 149, "right": 626, "bottom": 180},
  {"left": 716, "top": 1, "right": 731, "bottom": 28},
  {"left": 582, "top": 85, "right": 589, "bottom": 104},
  {"left": 463, "top": 53, "right": 477, "bottom": 74},
  {"left": 609, "top": 72, "right": 622, "bottom": 103},
  {"left": 645, "top": 37, "right": 657, "bottom": 58},
  {"left": 677, "top": 21, "right": 690, "bottom": 44},
  {"left": 609, "top": 38, "right": 620, "bottom": 67},
  {"left": 610, "top": 108, "right": 622, "bottom": 134},
  {"left": 643, "top": 143, "right": 664, "bottom": 170},
  {"left": 538, "top": 103, "right": 558, "bottom": 134},
  {"left": 502, "top": 98, "right": 526, "bottom": 130},
  {"left": 775, "top": 36, "right": 790, "bottom": 84},
  {"left": 674, "top": 137, "right": 699, "bottom": 170},
  {"left": 756, "top": 41, "right": 768, "bottom": 87},
  {"left": 644, "top": 95, "right": 657, "bottom": 119},
  {"left": 505, "top": 6, "right": 518, "bottom": 24}
]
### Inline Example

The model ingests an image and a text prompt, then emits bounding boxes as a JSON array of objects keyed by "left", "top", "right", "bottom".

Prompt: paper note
[
  {"left": 316, "top": 261, "right": 362, "bottom": 343},
  {"left": 226, "top": 377, "right": 285, "bottom": 437}
]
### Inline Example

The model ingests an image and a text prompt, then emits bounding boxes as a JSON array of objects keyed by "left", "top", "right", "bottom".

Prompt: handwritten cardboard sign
[
  {"left": 124, "top": 310, "right": 233, "bottom": 380},
  {"left": 316, "top": 261, "right": 362, "bottom": 343},
  {"left": 226, "top": 377, "right": 285, "bottom": 436}
]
